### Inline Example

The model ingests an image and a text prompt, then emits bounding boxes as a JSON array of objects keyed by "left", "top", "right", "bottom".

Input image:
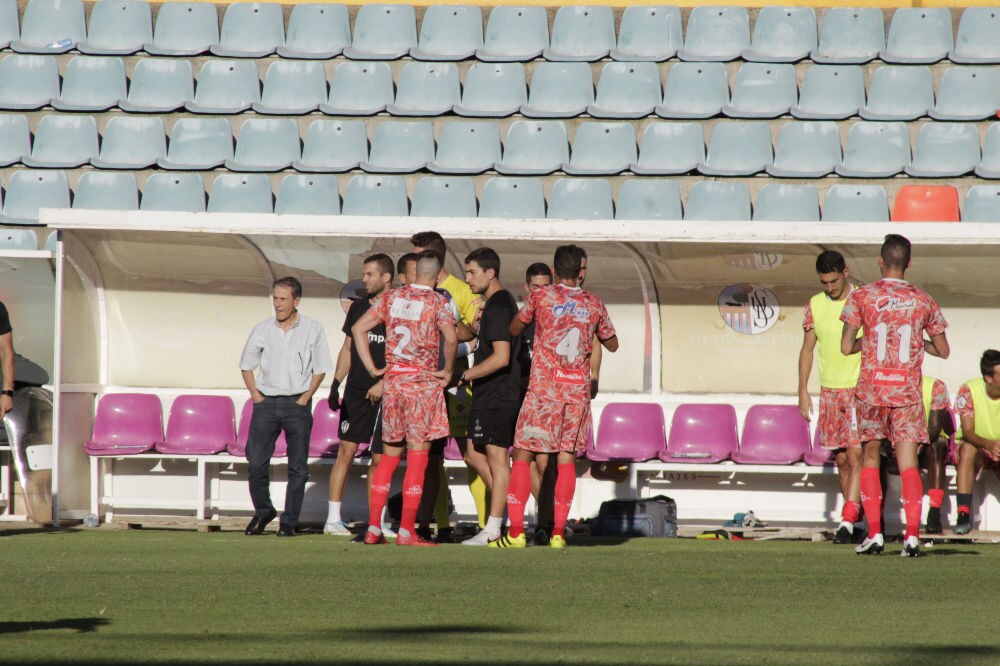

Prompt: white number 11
[{"left": 873, "top": 322, "right": 912, "bottom": 363}]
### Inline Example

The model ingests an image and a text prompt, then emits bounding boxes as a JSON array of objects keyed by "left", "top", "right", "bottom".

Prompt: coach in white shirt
[{"left": 240, "top": 277, "right": 332, "bottom": 537}]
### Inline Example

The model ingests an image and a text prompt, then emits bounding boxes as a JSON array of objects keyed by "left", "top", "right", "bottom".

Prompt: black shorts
[
  {"left": 339, "top": 392, "right": 383, "bottom": 454},
  {"left": 469, "top": 407, "right": 518, "bottom": 452}
]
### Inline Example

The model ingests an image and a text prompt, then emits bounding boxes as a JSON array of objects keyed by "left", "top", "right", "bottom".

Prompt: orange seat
[{"left": 891, "top": 185, "right": 960, "bottom": 222}]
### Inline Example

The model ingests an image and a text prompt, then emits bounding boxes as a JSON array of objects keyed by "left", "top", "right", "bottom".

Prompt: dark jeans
[{"left": 246, "top": 395, "right": 312, "bottom": 527}]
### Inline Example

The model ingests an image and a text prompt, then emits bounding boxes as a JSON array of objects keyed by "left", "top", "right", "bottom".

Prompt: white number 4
[{"left": 555, "top": 328, "right": 582, "bottom": 363}]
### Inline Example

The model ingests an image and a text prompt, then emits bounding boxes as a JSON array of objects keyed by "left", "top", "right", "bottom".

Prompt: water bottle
[
  {"left": 83, "top": 513, "right": 99, "bottom": 528},
  {"left": 44, "top": 38, "right": 73, "bottom": 50}
]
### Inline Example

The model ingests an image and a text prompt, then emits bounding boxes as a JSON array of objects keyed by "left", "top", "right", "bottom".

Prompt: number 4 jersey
[
  {"left": 518, "top": 283, "right": 616, "bottom": 404},
  {"left": 371, "top": 284, "right": 456, "bottom": 373},
  {"left": 840, "top": 278, "right": 947, "bottom": 407}
]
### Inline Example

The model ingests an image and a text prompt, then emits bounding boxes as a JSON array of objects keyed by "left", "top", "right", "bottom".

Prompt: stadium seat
[
  {"left": 752, "top": 184, "right": 820, "bottom": 222},
  {"left": 821, "top": 185, "right": 889, "bottom": 222},
  {"left": 293, "top": 119, "right": 367, "bottom": 173},
  {"left": 341, "top": 175, "right": 408, "bottom": 217},
  {"left": 442, "top": 437, "right": 463, "bottom": 461},
  {"left": 343, "top": 4, "right": 417, "bottom": 60},
  {"left": 410, "top": 176, "right": 477, "bottom": 218},
  {"left": 859, "top": 66, "right": 933, "bottom": 121},
  {"left": 961, "top": 186, "right": 1000, "bottom": 223},
  {"left": 904, "top": 123, "right": 981, "bottom": 178},
  {"left": 547, "top": 178, "right": 613, "bottom": 220},
  {"left": 631, "top": 122, "right": 704, "bottom": 175},
  {"left": 520, "top": 62, "right": 594, "bottom": 118},
  {"left": 144, "top": 2, "right": 219, "bottom": 56},
  {"left": 732, "top": 405, "right": 811, "bottom": 464},
  {"left": 930, "top": 67, "right": 1000, "bottom": 121},
  {"left": 253, "top": 61, "right": 327, "bottom": 115},
  {"left": 698, "top": 122, "right": 773, "bottom": 176},
  {"left": 767, "top": 121, "right": 841, "bottom": 178},
  {"left": 78, "top": 0, "right": 151, "bottom": 55},
  {"left": 226, "top": 118, "right": 300, "bottom": 172},
  {"left": 611, "top": 5, "right": 682, "bottom": 61},
  {"left": 427, "top": 121, "right": 501, "bottom": 175},
  {"left": 722, "top": 63, "right": 797, "bottom": 118},
  {"left": 891, "top": 185, "right": 959, "bottom": 222},
  {"left": 811, "top": 7, "right": 884, "bottom": 64},
  {"left": 0, "top": 55, "right": 60, "bottom": 110},
  {"left": 677, "top": 6, "right": 750, "bottom": 62},
  {"left": 881, "top": 8, "right": 952, "bottom": 64},
  {"left": 233, "top": 398, "right": 287, "bottom": 457},
  {"left": 0, "top": 0, "right": 18, "bottom": 49},
  {"left": 361, "top": 121, "right": 434, "bottom": 173},
  {"left": 321, "top": 61, "right": 394, "bottom": 116},
  {"left": 615, "top": 179, "right": 682, "bottom": 221},
  {"left": 157, "top": 395, "right": 235, "bottom": 455},
  {"left": 91, "top": 116, "right": 166, "bottom": 169},
  {"left": 977, "top": 124, "right": 1000, "bottom": 179},
  {"left": 454, "top": 63, "right": 526, "bottom": 118},
  {"left": 685, "top": 181, "right": 751, "bottom": 221},
  {"left": 0, "top": 115, "right": 29, "bottom": 167},
  {"left": 656, "top": 62, "right": 729, "bottom": 119},
  {"left": 0, "top": 228, "right": 37, "bottom": 250},
  {"left": 495, "top": 120, "right": 568, "bottom": 176},
  {"left": 477, "top": 6, "right": 548, "bottom": 62},
  {"left": 387, "top": 62, "right": 460, "bottom": 116},
  {"left": 744, "top": 7, "right": 817, "bottom": 63},
  {"left": 158, "top": 118, "right": 233, "bottom": 171},
  {"left": 803, "top": 429, "right": 835, "bottom": 466},
  {"left": 836, "top": 122, "right": 910, "bottom": 178},
  {"left": 308, "top": 399, "right": 341, "bottom": 457},
  {"left": 950, "top": 7, "right": 1000, "bottom": 63},
  {"left": 1, "top": 170, "right": 70, "bottom": 224},
  {"left": 207, "top": 173, "right": 273, "bottom": 214},
  {"left": 186, "top": 60, "right": 260, "bottom": 114},
  {"left": 543, "top": 5, "right": 615, "bottom": 61},
  {"left": 84, "top": 393, "right": 162, "bottom": 456},
  {"left": 587, "top": 403, "right": 666, "bottom": 462},
  {"left": 563, "top": 123, "right": 636, "bottom": 176},
  {"left": 119, "top": 58, "right": 193, "bottom": 113},
  {"left": 661, "top": 403, "right": 738, "bottom": 463},
  {"left": 22, "top": 115, "right": 98, "bottom": 168},
  {"left": 277, "top": 4, "right": 350, "bottom": 59},
  {"left": 478, "top": 177, "right": 544, "bottom": 218},
  {"left": 410, "top": 5, "right": 482, "bottom": 61},
  {"left": 210, "top": 2, "right": 284, "bottom": 58},
  {"left": 51, "top": 56, "right": 126, "bottom": 112},
  {"left": 588, "top": 62, "right": 662, "bottom": 119},
  {"left": 274, "top": 174, "right": 340, "bottom": 215},
  {"left": 72, "top": 172, "right": 139, "bottom": 210},
  {"left": 11, "top": 0, "right": 86, "bottom": 53},
  {"left": 140, "top": 173, "right": 206, "bottom": 212},
  {"left": 790, "top": 65, "right": 865, "bottom": 120}
]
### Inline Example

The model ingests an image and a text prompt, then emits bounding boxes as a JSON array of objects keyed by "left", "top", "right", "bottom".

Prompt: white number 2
[
  {"left": 393, "top": 325, "right": 414, "bottom": 360},
  {"left": 555, "top": 328, "right": 582, "bottom": 363},
  {"left": 873, "top": 322, "right": 912, "bottom": 363}
]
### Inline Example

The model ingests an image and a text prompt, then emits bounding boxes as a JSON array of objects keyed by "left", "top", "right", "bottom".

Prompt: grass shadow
[{"left": 0, "top": 618, "right": 110, "bottom": 634}]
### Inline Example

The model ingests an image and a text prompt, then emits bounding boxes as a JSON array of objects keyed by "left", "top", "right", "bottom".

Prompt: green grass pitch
[{"left": 2, "top": 527, "right": 999, "bottom": 665}]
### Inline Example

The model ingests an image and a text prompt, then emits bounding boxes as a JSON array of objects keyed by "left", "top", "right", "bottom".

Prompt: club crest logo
[{"left": 718, "top": 283, "right": 780, "bottom": 335}]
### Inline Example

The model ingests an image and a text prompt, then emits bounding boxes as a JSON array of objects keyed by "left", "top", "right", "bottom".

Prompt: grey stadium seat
[
  {"left": 361, "top": 121, "right": 434, "bottom": 174},
  {"left": 321, "top": 62, "right": 394, "bottom": 116},
  {"left": 0, "top": 115, "right": 29, "bottom": 167},
  {"left": 0, "top": 0, "right": 18, "bottom": 50},
  {"left": 0, "top": 55, "right": 60, "bottom": 111},
  {"left": 0, "top": 228, "right": 38, "bottom": 250},
  {"left": 274, "top": 175, "right": 340, "bottom": 216},
  {"left": 812, "top": 8, "right": 884, "bottom": 64},
  {"left": 904, "top": 122, "right": 981, "bottom": 178},
  {"left": 428, "top": 121, "right": 501, "bottom": 175},
  {"left": 341, "top": 175, "right": 408, "bottom": 217},
  {"left": 253, "top": 61, "right": 327, "bottom": 115},
  {"left": 343, "top": 4, "right": 417, "bottom": 60},
  {"left": 479, "top": 177, "right": 545, "bottom": 219},
  {"left": 1, "top": 170, "right": 70, "bottom": 224},
  {"left": 962, "top": 186, "right": 1000, "bottom": 222},
  {"left": 684, "top": 181, "right": 751, "bottom": 221},
  {"left": 226, "top": 118, "right": 301, "bottom": 172},
  {"left": 588, "top": 62, "right": 662, "bottom": 119},
  {"left": 930, "top": 67, "right": 1000, "bottom": 121},
  {"left": 976, "top": 124, "right": 1000, "bottom": 178},
  {"left": 144, "top": 2, "right": 219, "bottom": 56},
  {"left": 547, "top": 178, "right": 613, "bottom": 220},
  {"left": 208, "top": 174, "right": 273, "bottom": 214},
  {"left": 140, "top": 173, "right": 205, "bottom": 212},
  {"left": 22, "top": 115, "right": 98, "bottom": 168},
  {"left": 520, "top": 62, "right": 593, "bottom": 118},
  {"left": 631, "top": 122, "right": 704, "bottom": 176},
  {"left": 836, "top": 122, "right": 910, "bottom": 177},
  {"left": 677, "top": 6, "right": 750, "bottom": 62},
  {"left": 477, "top": 6, "right": 549, "bottom": 62},
  {"left": 293, "top": 119, "right": 368, "bottom": 173},
  {"left": 11, "top": 0, "right": 86, "bottom": 53},
  {"left": 91, "top": 116, "right": 166, "bottom": 169},
  {"left": 158, "top": 118, "right": 233, "bottom": 170},
  {"left": 118, "top": 58, "right": 193, "bottom": 113},
  {"left": 950, "top": 7, "right": 1000, "bottom": 64},
  {"left": 410, "top": 177, "right": 477, "bottom": 218},
  {"left": 698, "top": 122, "right": 773, "bottom": 177},
  {"left": 767, "top": 121, "right": 841, "bottom": 178},
  {"left": 611, "top": 6, "right": 682, "bottom": 62},
  {"left": 387, "top": 62, "right": 460, "bottom": 116},
  {"left": 881, "top": 8, "right": 952, "bottom": 64},
  {"left": 78, "top": 0, "right": 152, "bottom": 55},
  {"left": 210, "top": 2, "right": 284, "bottom": 58},
  {"left": 72, "top": 172, "right": 138, "bottom": 210},
  {"left": 186, "top": 60, "right": 260, "bottom": 115},
  {"left": 722, "top": 63, "right": 797, "bottom": 118},
  {"left": 277, "top": 4, "right": 350, "bottom": 59},
  {"left": 753, "top": 184, "right": 820, "bottom": 222},
  {"left": 860, "top": 66, "right": 933, "bottom": 121},
  {"left": 563, "top": 122, "right": 636, "bottom": 176},
  {"left": 822, "top": 185, "right": 889, "bottom": 222},
  {"left": 495, "top": 121, "right": 568, "bottom": 176},
  {"left": 51, "top": 55, "right": 126, "bottom": 112},
  {"left": 743, "top": 7, "right": 817, "bottom": 63},
  {"left": 543, "top": 6, "right": 615, "bottom": 62},
  {"left": 615, "top": 179, "right": 682, "bottom": 220},
  {"left": 454, "top": 63, "right": 526, "bottom": 118},
  {"left": 790, "top": 65, "right": 865, "bottom": 120},
  {"left": 410, "top": 5, "right": 483, "bottom": 61},
  {"left": 656, "top": 62, "right": 729, "bottom": 119}
]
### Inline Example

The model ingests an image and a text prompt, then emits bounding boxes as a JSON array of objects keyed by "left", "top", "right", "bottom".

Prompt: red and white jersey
[
  {"left": 517, "top": 283, "right": 616, "bottom": 404},
  {"left": 840, "top": 278, "right": 947, "bottom": 407},
  {"left": 370, "top": 284, "right": 455, "bottom": 374}
]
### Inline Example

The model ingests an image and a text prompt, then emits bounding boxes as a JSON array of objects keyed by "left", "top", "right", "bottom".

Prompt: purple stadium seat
[
  {"left": 85, "top": 393, "right": 163, "bottom": 455},
  {"left": 309, "top": 399, "right": 340, "bottom": 458},
  {"left": 803, "top": 428, "right": 835, "bottom": 466},
  {"left": 733, "top": 405, "right": 811, "bottom": 464},
  {"left": 588, "top": 402, "right": 666, "bottom": 461},
  {"left": 156, "top": 395, "right": 235, "bottom": 455},
  {"left": 444, "top": 437, "right": 463, "bottom": 460},
  {"left": 661, "top": 403, "right": 738, "bottom": 463},
  {"left": 231, "top": 398, "right": 287, "bottom": 458}
]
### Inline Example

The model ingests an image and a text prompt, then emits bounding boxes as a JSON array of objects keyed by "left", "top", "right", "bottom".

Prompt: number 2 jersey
[
  {"left": 517, "top": 283, "right": 616, "bottom": 404},
  {"left": 840, "top": 278, "right": 947, "bottom": 407},
  {"left": 370, "top": 284, "right": 456, "bottom": 375}
]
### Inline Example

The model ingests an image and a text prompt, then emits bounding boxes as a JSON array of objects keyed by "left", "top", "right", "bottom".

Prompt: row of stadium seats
[
  {"left": 0, "top": 171, "right": 989, "bottom": 224},
  {"left": 4, "top": 0, "right": 1000, "bottom": 65}
]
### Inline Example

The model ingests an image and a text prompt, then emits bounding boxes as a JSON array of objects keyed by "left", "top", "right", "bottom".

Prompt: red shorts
[
  {"left": 381, "top": 368, "right": 449, "bottom": 444},
  {"left": 954, "top": 442, "right": 1000, "bottom": 481},
  {"left": 855, "top": 398, "right": 928, "bottom": 445},
  {"left": 513, "top": 390, "right": 591, "bottom": 455},
  {"left": 818, "top": 387, "right": 861, "bottom": 450}
]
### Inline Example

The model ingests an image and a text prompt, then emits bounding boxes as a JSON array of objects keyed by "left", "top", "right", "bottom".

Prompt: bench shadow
[{"left": 0, "top": 618, "right": 110, "bottom": 634}]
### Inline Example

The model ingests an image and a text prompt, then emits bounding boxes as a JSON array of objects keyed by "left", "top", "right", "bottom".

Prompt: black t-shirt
[
  {"left": 0, "top": 302, "right": 10, "bottom": 336},
  {"left": 342, "top": 298, "right": 385, "bottom": 396},
  {"left": 472, "top": 289, "right": 521, "bottom": 409}
]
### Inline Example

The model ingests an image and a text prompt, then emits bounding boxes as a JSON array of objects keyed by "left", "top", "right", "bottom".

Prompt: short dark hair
[
  {"left": 525, "top": 262, "right": 552, "bottom": 283},
  {"left": 982, "top": 350, "right": 1000, "bottom": 377},
  {"left": 397, "top": 252, "right": 418, "bottom": 276},
  {"left": 815, "top": 250, "right": 846, "bottom": 274},
  {"left": 415, "top": 250, "right": 442, "bottom": 278},
  {"left": 272, "top": 276, "right": 302, "bottom": 299},
  {"left": 364, "top": 253, "right": 394, "bottom": 278},
  {"left": 410, "top": 231, "right": 446, "bottom": 257},
  {"left": 465, "top": 247, "right": 501, "bottom": 277},
  {"left": 553, "top": 245, "right": 586, "bottom": 280},
  {"left": 881, "top": 234, "right": 911, "bottom": 271}
]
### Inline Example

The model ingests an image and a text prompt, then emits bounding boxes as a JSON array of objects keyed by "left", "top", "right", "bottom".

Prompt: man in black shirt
[{"left": 0, "top": 300, "right": 14, "bottom": 418}]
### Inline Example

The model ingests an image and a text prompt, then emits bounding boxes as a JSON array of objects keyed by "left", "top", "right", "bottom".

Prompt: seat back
[
  {"left": 207, "top": 174, "right": 273, "bottom": 214},
  {"left": 281, "top": 4, "right": 350, "bottom": 58},
  {"left": 146, "top": 2, "right": 219, "bottom": 55},
  {"left": 0, "top": 115, "right": 30, "bottom": 165},
  {"left": 390, "top": 62, "right": 460, "bottom": 115},
  {"left": 27, "top": 114, "right": 99, "bottom": 166},
  {"left": 431, "top": 121, "right": 501, "bottom": 174},
  {"left": 931, "top": 66, "right": 1000, "bottom": 121},
  {"left": 822, "top": 185, "right": 889, "bottom": 222},
  {"left": 0, "top": 228, "right": 37, "bottom": 250},
  {"left": 679, "top": 6, "right": 750, "bottom": 61},
  {"left": 309, "top": 399, "right": 340, "bottom": 457},
  {"left": 521, "top": 62, "right": 593, "bottom": 117},
  {"left": 744, "top": 6, "right": 817, "bottom": 62},
  {"left": 906, "top": 122, "right": 981, "bottom": 177},
  {"left": 325, "top": 61, "right": 394, "bottom": 115},
  {"left": 189, "top": 59, "right": 260, "bottom": 113},
  {"left": 96, "top": 116, "right": 166, "bottom": 168},
  {"left": 0, "top": 55, "right": 60, "bottom": 108},
  {"left": 753, "top": 184, "right": 820, "bottom": 222},
  {"left": 55, "top": 55, "right": 127, "bottom": 110},
  {"left": 298, "top": 119, "right": 367, "bottom": 172},
  {"left": 862, "top": 66, "right": 933, "bottom": 120},
  {"left": 140, "top": 173, "right": 206, "bottom": 212},
  {"left": 735, "top": 405, "right": 811, "bottom": 464},
  {"left": 891, "top": 185, "right": 960, "bottom": 222},
  {"left": 231, "top": 118, "right": 301, "bottom": 169},
  {"left": 89, "top": 393, "right": 163, "bottom": 452},
  {"left": 161, "top": 394, "right": 235, "bottom": 454},
  {"left": 769, "top": 120, "right": 841, "bottom": 178},
  {"left": 162, "top": 117, "right": 233, "bottom": 169},
  {"left": 664, "top": 403, "right": 738, "bottom": 462},
  {"left": 0, "top": 0, "right": 18, "bottom": 48},
  {"left": 882, "top": 7, "right": 953, "bottom": 63},
  {"left": 545, "top": 5, "right": 615, "bottom": 61},
  {"left": 685, "top": 181, "right": 751, "bottom": 221},
  {"left": 347, "top": 3, "right": 417, "bottom": 59},
  {"left": 412, "top": 5, "right": 482, "bottom": 60},
  {"left": 499, "top": 120, "right": 568, "bottom": 174},
  {"left": 590, "top": 61, "right": 662, "bottom": 118},
  {"left": 342, "top": 175, "right": 408, "bottom": 216},
  {"left": 123, "top": 58, "right": 194, "bottom": 111},
  {"left": 214, "top": 2, "right": 284, "bottom": 56},
  {"left": 479, "top": 6, "right": 548, "bottom": 61},
  {"left": 411, "top": 177, "right": 477, "bottom": 218},
  {"left": 589, "top": 402, "right": 666, "bottom": 461},
  {"left": 813, "top": 7, "right": 884, "bottom": 63},
  {"left": 479, "top": 177, "right": 544, "bottom": 219},
  {"left": 803, "top": 428, "right": 835, "bottom": 465},
  {"left": 634, "top": 121, "right": 704, "bottom": 175},
  {"left": 257, "top": 60, "right": 326, "bottom": 113},
  {"left": 792, "top": 64, "right": 865, "bottom": 120},
  {"left": 547, "top": 178, "right": 613, "bottom": 220},
  {"left": 615, "top": 179, "right": 682, "bottom": 221},
  {"left": 233, "top": 398, "right": 287, "bottom": 457},
  {"left": 952, "top": 7, "right": 1000, "bottom": 62},
  {"left": 16, "top": 0, "right": 86, "bottom": 50},
  {"left": 275, "top": 174, "right": 340, "bottom": 216},
  {"left": 73, "top": 172, "right": 139, "bottom": 211},
  {"left": 456, "top": 62, "right": 526, "bottom": 116},
  {"left": 724, "top": 62, "right": 797, "bottom": 117},
  {"left": 567, "top": 122, "right": 637, "bottom": 174},
  {"left": 962, "top": 186, "right": 1000, "bottom": 223},
  {"left": 701, "top": 122, "right": 773, "bottom": 176},
  {"left": 3, "top": 170, "right": 70, "bottom": 223},
  {"left": 613, "top": 6, "right": 682, "bottom": 61},
  {"left": 82, "top": 0, "right": 152, "bottom": 54},
  {"left": 365, "top": 121, "right": 434, "bottom": 172},
  {"left": 838, "top": 121, "right": 910, "bottom": 177},
  {"left": 658, "top": 62, "right": 729, "bottom": 118}
]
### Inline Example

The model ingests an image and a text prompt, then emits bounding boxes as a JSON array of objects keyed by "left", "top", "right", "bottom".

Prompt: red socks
[
  {"left": 841, "top": 500, "right": 860, "bottom": 525},
  {"left": 400, "top": 449, "right": 429, "bottom": 536},
  {"left": 900, "top": 467, "right": 923, "bottom": 540},
  {"left": 368, "top": 454, "right": 400, "bottom": 530},
  {"left": 553, "top": 463, "right": 576, "bottom": 539},
  {"left": 927, "top": 488, "right": 944, "bottom": 509},
  {"left": 507, "top": 460, "right": 531, "bottom": 538},
  {"left": 860, "top": 467, "right": 883, "bottom": 537}
]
